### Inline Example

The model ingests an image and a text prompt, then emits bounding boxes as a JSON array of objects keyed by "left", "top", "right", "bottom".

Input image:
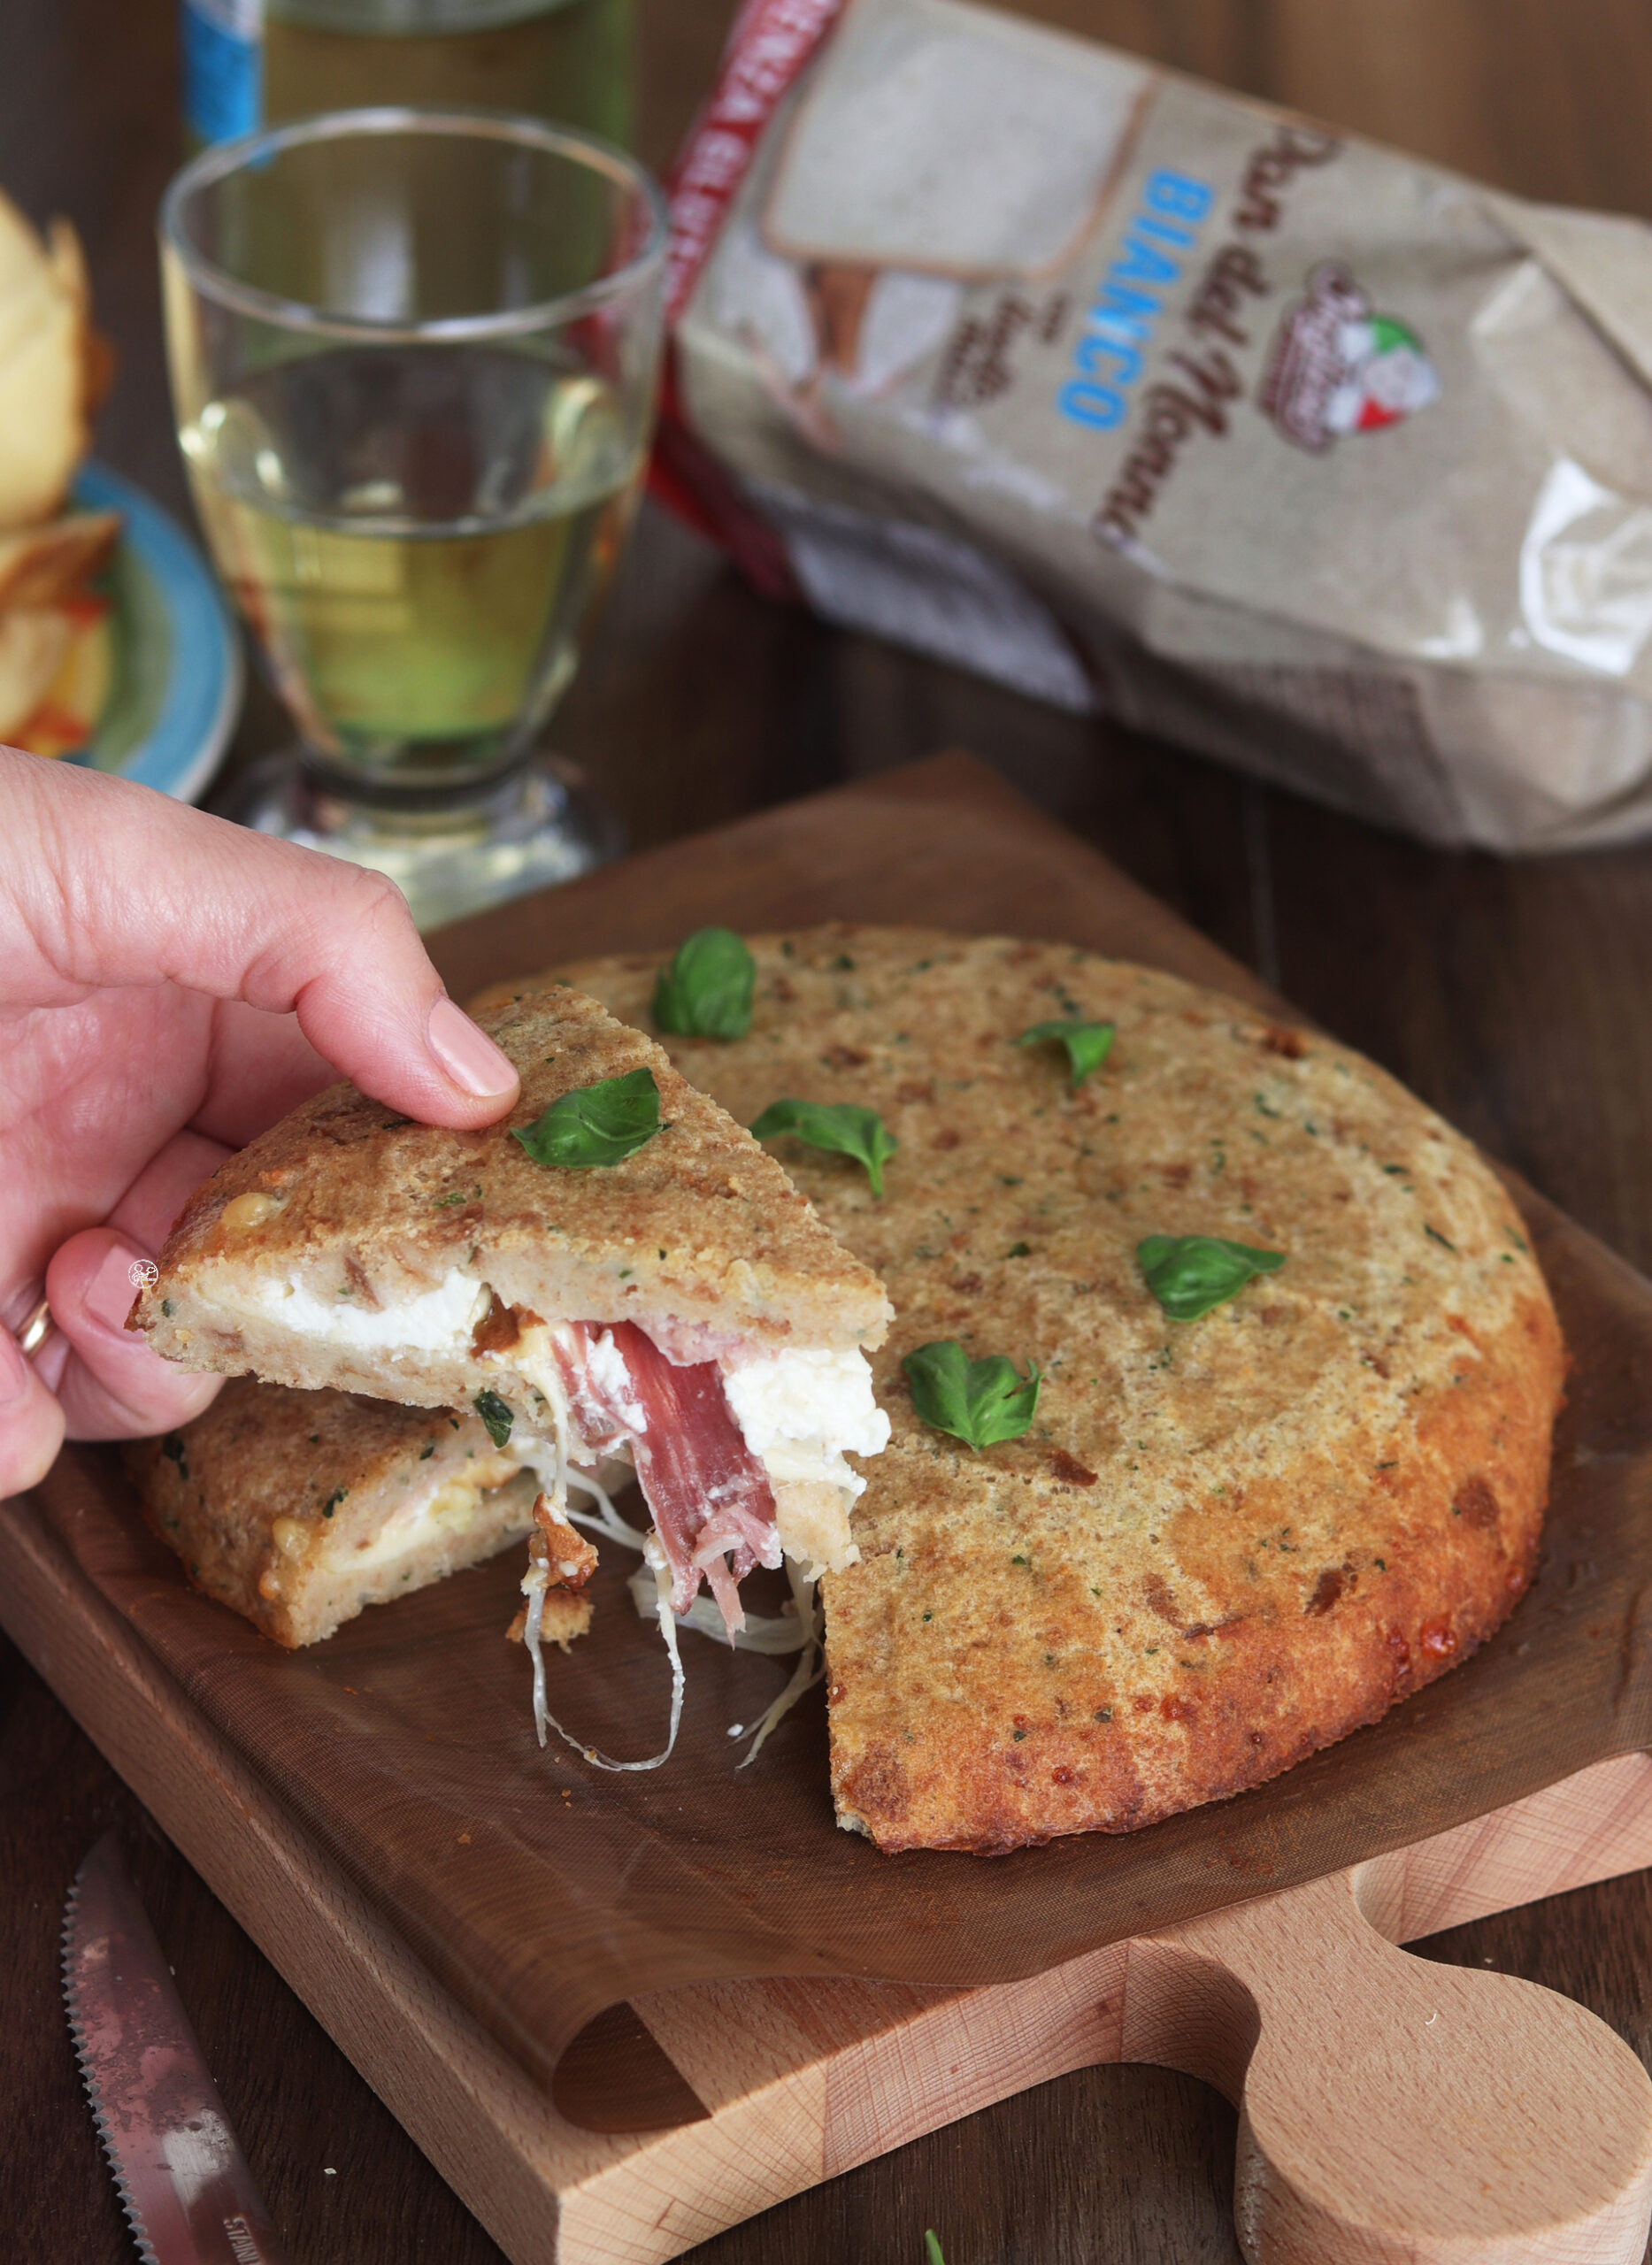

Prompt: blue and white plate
[{"left": 60, "top": 461, "right": 243, "bottom": 804}]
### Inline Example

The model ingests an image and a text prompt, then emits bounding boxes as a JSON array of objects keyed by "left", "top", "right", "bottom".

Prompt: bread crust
[
  {"left": 132, "top": 986, "right": 891, "bottom": 1409},
  {"left": 540, "top": 927, "right": 1564, "bottom": 1854}
]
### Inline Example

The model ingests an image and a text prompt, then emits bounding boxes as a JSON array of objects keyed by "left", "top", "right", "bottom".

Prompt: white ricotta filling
[
  {"left": 580, "top": 1324, "right": 649, "bottom": 1431},
  {"left": 248, "top": 1269, "right": 488, "bottom": 1355},
  {"left": 720, "top": 1345, "right": 890, "bottom": 1502}
]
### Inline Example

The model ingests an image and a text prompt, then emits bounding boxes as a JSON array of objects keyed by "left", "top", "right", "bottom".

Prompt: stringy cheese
[
  {"left": 629, "top": 1551, "right": 826, "bottom": 1765},
  {"left": 524, "top": 1513, "right": 686, "bottom": 1772},
  {"left": 260, "top": 1301, "right": 879, "bottom": 1772},
  {"left": 317, "top": 1459, "right": 537, "bottom": 1577},
  {"left": 510, "top": 1334, "right": 878, "bottom": 1770}
]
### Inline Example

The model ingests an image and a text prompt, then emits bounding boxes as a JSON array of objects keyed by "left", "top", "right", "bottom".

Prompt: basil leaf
[
  {"left": 512, "top": 1067, "right": 662, "bottom": 1169},
  {"left": 473, "top": 1389, "right": 514, "bottom": 1448},
  {"left": 1018, "top": 1017, "right": 1115, "bottom": 1087},
  {"left": 903, "top": 1339, "right": 1041, "bottom": 1450},
  {"left": 1137, "top": 1233, "right": 1286, "bottom": 1321},
  {"left": 749, "top": 1098, "right": 897, "bottom": 1197},
  {"left": 652, "top": 927, "right": 756, "bottom": 1040}
]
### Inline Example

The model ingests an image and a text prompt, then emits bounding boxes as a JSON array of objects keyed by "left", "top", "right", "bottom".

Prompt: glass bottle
[{"left": 181, "top": 0, "right": 634, "bottom": 152}]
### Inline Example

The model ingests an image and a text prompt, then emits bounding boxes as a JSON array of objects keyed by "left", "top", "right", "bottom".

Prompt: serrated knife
[{"left": 62, "top": 1833, "right": 290, "bottom": 2265}]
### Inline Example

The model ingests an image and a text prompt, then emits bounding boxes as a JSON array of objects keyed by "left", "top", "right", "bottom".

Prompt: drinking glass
[{"left": 159, "top": 108, "right": 666, "bottom": 926}]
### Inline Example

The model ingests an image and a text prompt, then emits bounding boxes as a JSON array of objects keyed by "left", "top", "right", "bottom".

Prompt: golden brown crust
[
  {"left": 536, "top": 926, "right": 1564, "bottom": 1854},
  {"left": 132, "top": 986, "right": 891, "bottom": 1409},
  {"left": 125, "top": 1379, "right": 548, "bottom": 1648},
  {"left": 504, "top": 1590, "right": 594, "bottom": 1650},
  {"left": 530, "top": 1493, "right": 599, "bottom": 1589}
]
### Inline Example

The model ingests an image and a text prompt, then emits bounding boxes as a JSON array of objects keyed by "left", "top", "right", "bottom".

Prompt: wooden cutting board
[{"left": 8, "top": 755, "right": 1652, "bottom": 2265}]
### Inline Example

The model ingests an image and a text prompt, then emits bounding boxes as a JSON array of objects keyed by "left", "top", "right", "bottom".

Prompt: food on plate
[
  {"left": 130, "top": 986, "right": 894, "bottom": 1655},
  {"left": 0, "top": 509, "right": 119, "bottom": 610},
  {"left": 0, "top": 187, "right": 118, "bottom": 756},
  {"left": 125, "top": 1375, "right": 591, "bottom": 1651},
  {"left": 0, "top": 605, "right": 75, "bottom": 739},
  {"left": 0, "top": 587, "right": 112, "bottom": 754},
  {"left": 0, "top": 191, "right": 110, "bottom": 528},
  {"left": 495, "top": 927, "right": 1564, "bottom": 1854}
]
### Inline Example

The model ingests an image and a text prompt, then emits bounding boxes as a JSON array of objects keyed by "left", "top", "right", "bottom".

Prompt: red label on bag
[{"left": 664, "top": 0, "right": 845, "bottom": 322}]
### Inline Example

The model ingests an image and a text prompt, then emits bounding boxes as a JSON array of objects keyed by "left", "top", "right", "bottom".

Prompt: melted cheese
[{"left": 319, "top": 1459, "right": 537, "bottom": 1577}]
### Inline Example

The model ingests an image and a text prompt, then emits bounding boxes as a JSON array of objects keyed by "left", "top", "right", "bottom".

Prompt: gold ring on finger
[{"left": 14, "top": 1292, "right": 58, "bottom": 1360}]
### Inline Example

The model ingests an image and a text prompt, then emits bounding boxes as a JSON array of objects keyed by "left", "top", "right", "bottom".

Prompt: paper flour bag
[{"left": 653, "top": 0, "right": 1652, "bottom": 850}]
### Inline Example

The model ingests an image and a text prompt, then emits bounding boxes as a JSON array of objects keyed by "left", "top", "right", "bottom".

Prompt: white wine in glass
[
  {"left": 181, "top": 348, "right": 640, "bottom": 777},
  {"left": 161, "top": 111, "right": 666, "bottom": 925}
]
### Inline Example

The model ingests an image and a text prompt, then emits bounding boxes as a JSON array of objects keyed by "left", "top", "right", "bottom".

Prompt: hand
[{"left": 0, "top": 747, "right": 522, "bottom": 1497}]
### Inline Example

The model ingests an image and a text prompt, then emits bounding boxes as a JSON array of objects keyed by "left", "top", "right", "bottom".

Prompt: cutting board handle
[{"left": 1127, "top": 1867, "right": 1652, "bottom": 2263}]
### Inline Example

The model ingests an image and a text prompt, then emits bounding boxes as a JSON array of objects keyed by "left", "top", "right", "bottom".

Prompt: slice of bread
[
  {"left": 132, "top": 986, "right": 891, "bottom": 1409},
  {"left": 0, "top": 196, "right": 107, "bottom": 531},
  {"left": 125, "top": 1378, "right": 588, "bottom": 1651}
]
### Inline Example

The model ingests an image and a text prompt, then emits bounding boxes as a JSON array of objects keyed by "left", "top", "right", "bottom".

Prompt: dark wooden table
[{"left": 9, "top": 3, "right": 1652, "bottom": 2260}]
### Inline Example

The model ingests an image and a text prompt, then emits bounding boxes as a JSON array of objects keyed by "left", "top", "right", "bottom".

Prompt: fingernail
[
  {"left": 0, "top": 1325, "right": 27, "bottom": 1405},
  {"left": 426, "top": 998, "right": 518, "bottom": 1099},
  {"left": 86, "top": 1241, "right": 150, "bottom": 1335}
]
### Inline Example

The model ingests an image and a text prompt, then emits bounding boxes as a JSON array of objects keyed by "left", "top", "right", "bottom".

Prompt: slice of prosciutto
[{"left": 553, "top": 1321, "right": 780, "bottom": 1633}]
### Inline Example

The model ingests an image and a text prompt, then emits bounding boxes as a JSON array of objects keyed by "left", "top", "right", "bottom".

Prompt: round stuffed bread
[{"left": 484, "top": 927, "right": 1565, "bottom": 1855}]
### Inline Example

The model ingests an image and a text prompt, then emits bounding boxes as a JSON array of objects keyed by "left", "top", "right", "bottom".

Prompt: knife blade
[{"left": 62, "top": 1833, "right": 290, "bottom": 2265}]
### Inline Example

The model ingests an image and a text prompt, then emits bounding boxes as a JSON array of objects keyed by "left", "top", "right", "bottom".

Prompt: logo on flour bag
[{"left": 1259, "top": 263, "right": 1439, "bottom": 451}]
